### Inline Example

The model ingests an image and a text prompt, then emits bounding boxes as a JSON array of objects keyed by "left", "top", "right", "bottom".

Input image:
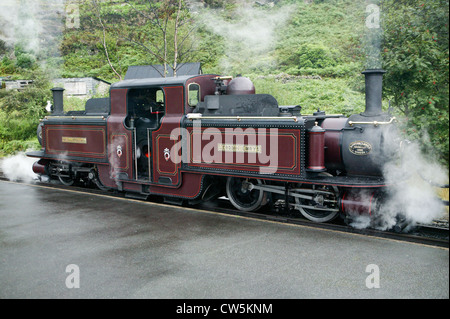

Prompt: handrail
[
  {"left": 186, "top": 113, "right": 299, "bottom": 122},
  {"left": 348, "top": 117, "right": 397, "bottom": 127}
]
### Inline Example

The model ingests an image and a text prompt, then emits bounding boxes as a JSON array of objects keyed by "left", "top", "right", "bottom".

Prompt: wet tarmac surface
[{"left": 0, "top": 180, "right": 448, "bottom": 299}]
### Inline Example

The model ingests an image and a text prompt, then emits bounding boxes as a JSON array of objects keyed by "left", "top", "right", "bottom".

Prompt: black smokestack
[
  {"left": 361, "top": 69, "right": 385, "bottom": 117},
  {"left": 51, "top": 87, "right": 64, "bottom": 115}
]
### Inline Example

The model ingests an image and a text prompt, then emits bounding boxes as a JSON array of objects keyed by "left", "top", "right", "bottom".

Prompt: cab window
[
  {"left": 127, "top": 87, "right": 165, "bottom": 118},
  {"left": 188, "top": 83, "right": 200, "bottom": 107}
]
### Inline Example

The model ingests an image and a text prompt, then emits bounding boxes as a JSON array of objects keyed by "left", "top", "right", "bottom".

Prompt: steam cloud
[
  {"left": 193, "top": 0, "right": 294, "bottom": 74},
  {"left": 350, "top": 128, "right": 448, "bottom": 231},
  {"left": 0, "top": 0, "right": 66, "bottom": 75},
  {"left": 1, "top": 152, "right": 38, "bottom": 182},
  {"left": 381, "top": 136, "right": 448, "bottom": 230}
]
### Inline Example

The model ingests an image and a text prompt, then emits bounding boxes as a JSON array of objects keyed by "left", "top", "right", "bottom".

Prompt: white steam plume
[
  {"left": 350, "top": 128, "right": 448, "bottom": 231},
  {"left": 0, "top": 0, "right": 67, "bottom": 75},
  {"left": 380, "top": 136, "right": 448, "bottom": 230},
  {"left": 1, "top": 152, "right": 38, "bottom": 182},
  {"left": 193, "top": 0, "right": 294, "bottom": 74}
]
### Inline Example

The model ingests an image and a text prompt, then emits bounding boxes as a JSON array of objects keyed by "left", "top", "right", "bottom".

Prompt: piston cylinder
[
  {"left": 307, "top": 122, "right": 326, "bottom": 172},
  {"left": 341, "top": 190, "right": 379, "bottom": 217},
  {"left": 32, "top": 159, "right": 49, "bottom": 175}
]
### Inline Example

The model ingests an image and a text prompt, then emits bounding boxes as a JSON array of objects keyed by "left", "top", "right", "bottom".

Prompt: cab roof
[{"left": 110, "top": 75, "right": 196, "bottom": 90}]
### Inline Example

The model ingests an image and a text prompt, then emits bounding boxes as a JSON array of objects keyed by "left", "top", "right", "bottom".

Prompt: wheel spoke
[
  {"left": 58, "top": 175, "right": 74, "bottom": 186},
  {"left": 295, "top": 184, "right": 339, "bottom": 223},
  {"left": 226, "top": 177, "right": 265, "bottom": 212}
]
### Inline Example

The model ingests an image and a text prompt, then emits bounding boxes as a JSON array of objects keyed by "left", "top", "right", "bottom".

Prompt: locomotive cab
[{"left": 125, "top": 87, "right": 165, "bottom": 180}]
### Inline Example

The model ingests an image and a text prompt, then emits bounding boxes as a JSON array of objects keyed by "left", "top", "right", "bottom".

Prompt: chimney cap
[{"left": 362, "top": 69, "right": 386, "bottom": 75}]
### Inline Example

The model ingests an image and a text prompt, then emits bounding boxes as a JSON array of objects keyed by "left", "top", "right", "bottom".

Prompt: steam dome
[{"left": 226, "top": 76, "right": 255, "bottom": 95}]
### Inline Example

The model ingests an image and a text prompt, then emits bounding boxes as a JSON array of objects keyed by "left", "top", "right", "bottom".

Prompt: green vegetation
[
  {"left": 0, "top": 69, "right": 51, "bottom": 156},
  {"left": 253, "top": 75, "right": 366, "bottom": 115},
  {"left": 0, "top": 0, "right": 448, "bottom": 167},
  {"left": 276, "top": 0, "right": 366, "bottom": 78},
  {"left": 381, "top": 0, "right": 449, "bottom": 165}
]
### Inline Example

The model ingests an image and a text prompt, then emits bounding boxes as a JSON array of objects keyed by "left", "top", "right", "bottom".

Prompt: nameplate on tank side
[
  {"left": 218, "top": 143, "right": 262, "bottom": 154},
  {"left": 349, "top": 141, "right": 372, "bottom": 156},
  {"left": 62, "top": 137, "right": 87, "bottom": 144}
]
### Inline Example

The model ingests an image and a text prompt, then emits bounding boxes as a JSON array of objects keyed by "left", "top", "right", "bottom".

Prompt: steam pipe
[
  {"left": 361, "top": 69, "right": 386, "bottom": 117},
  {"left": 51, "top": 87, "right": 65, "bottom": 115}
]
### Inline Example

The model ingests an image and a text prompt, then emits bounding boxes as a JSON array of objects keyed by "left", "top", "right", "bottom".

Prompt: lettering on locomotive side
[
  {"left": 349, "top": 141, "right": 372, "bottom": 156},
  {"left": 217, "top": 143, "right": 262, "bottom": 154},
  {"left": 62, "top": 136, "right": 87, "bottom": 144},
  {"left": 168, "top": 121, "right": 284, "bottom": 174}
]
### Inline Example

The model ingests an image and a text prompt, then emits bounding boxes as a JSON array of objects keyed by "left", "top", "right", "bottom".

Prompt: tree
[
  {"left": 121, "top": 0, "right": 196, "bottom": 77},
  {"left": 91, "top": 0, "right": 123, "bottom": 80},
  {"left": 381, "top": 0, "right": 449, "bottom": 165}
]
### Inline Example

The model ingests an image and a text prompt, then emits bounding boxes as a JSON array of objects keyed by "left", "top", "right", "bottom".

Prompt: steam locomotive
[{"left": 27, "top": 68, "right": 401, "bottom": 224}]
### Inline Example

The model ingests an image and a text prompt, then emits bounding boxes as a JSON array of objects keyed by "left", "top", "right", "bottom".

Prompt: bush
[
  {"left": 0, "top": 139, "right": 40, "bottom": 157},
  {"left": 295, "top": 43, "right": 338, "bottom": 69},
  {"left": 16, "top": 53, "right": 36, "bottom": 69},
  {"left": 0, "top": 69, "right": 51, "bottom": 156},
  {"left": 0, "top": 56, "right": 15, "bottom": 74}
]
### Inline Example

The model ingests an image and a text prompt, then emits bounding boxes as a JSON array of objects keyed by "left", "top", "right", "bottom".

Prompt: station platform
[{"left": 0, "top": 180, "right": 448, "bottom": 299}]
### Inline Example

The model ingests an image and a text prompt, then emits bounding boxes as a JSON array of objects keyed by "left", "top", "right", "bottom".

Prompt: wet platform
[{"left": 0, "top": 180, "right": 448, "bottom": 299}]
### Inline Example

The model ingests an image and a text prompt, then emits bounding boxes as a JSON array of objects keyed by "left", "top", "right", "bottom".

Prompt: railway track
[
  {"left": 1, "top": 172, "right": 448, "bottom": 249},
  {"left": 202, "top": 198, "right": 449, "bottom": 248}
]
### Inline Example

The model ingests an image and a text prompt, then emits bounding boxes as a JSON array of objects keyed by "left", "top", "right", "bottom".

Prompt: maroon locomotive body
[{"left": 27, "top": 68, "right": 400, "bottom": 224}]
